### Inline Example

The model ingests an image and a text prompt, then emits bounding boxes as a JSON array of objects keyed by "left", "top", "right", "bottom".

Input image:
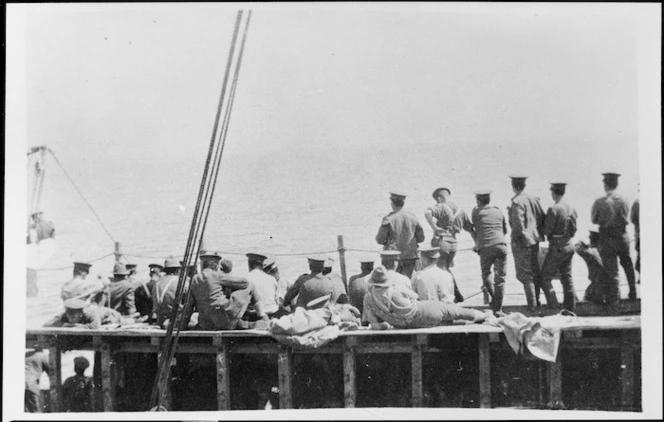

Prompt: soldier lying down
[{"left": 44, "top": 298, "right": 146, "bottom": 329}]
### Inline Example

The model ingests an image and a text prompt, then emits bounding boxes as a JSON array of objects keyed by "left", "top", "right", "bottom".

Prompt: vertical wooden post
[
  {"left": 152, "top": 337, "right": 172, "bottom": 410},
  {"left": 337, "top": 235, "right": 348, "bottom": 292},
  {"left": 548, "top": 359, "right": 563, "bottom": 409},
  {"left": 343, "top": 337, "right": 357, "bottom": 408},
  {"left": 277, "top": 349, "right": 293, "bottom": 409},
  {"left": 114, "top": 241, "right": 122, "bottom": 262},
  {"left": 214, "top": 337, "right": 231, "bottom": 410},
  {"left": 478, "top": 334, "right": 491, "bottom": 408},
  {"left": 620, "top": 340, "right": 635, "bottom": 410},
  {"left": 47, "top": 338, "right": 62, "bottom": 413},
  {"left": 411, "top": 335, "right": 426, "bottom": 407},
  {"left": 100, "top": 341, "right": 115, "bottom": 412}
]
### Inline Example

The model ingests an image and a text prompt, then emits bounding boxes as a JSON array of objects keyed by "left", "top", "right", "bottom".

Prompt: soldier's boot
[
  {"left": 492, "top": 283, "right": 505, "bottom": 315},
  {"left": 523, "top": 281, "right": 537, "bottom": 312},
  {"left": 534, "top": 283, "right": 542, "bottom": 308}
]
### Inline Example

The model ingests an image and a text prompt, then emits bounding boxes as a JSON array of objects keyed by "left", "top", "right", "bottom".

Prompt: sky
[{"left": 4, "top": 3, "right": 662, "bottom": 420}]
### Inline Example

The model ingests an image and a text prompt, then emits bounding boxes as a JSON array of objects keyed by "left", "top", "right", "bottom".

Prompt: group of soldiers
[{"left": 370, "top": 172, "right": 640, "bottom": 317}]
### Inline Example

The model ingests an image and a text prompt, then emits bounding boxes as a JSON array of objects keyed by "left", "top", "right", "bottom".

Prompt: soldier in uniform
[
  {"left": 463, "top": 190, "right": 509, "bottom": 316},
  {"left": 379, "top": 250, "right": 414, "bottom": 290},
  {"left": 134, "top": 264, "right": 162, "bottom": 320},
  {"left": 283, "top": 257, "right": 346, "bottom": 309},
  {"left": 323, "top": 257, "right": 346, "bottom": 293},
  {"left": 182, "top": 251, "right": 267, "bottom": 330},
  {"left": 126, "top": 263, "right": 138, "bottom": 282},
  {"left": 347, "top": 258, "right": 375, "bottom": 315},
  {"left": 630, "top": 198, "right": 640, "bottom": 279},
  {"left": 246, "top": 253, "right": 281, "bottom": 319},
  {"left": 540, "top": 182, "right": 578, "bottom": 312},
  {"left": 591, "top": 172, "right": 637, "bottom": 303},
  {"left": 44, "top": 298, "right": 141, "bottom": 329},
  {"left": 152, "top": 258, "right": 186, "bottom": 328},
  {"left": 108, "top": 262, "right": 137, "bottom": 316},
  {"left": 507, "top": 175, "right": 546, "bottom": 311},
  {"left": 61, "top": 262, "right": 106, "bottom": 305},
  {"left": 375, "top": 192, "right": 425, "bottom": 278},
  {"left": 411, "top": 247, "right": 455, "bottom": 303}
]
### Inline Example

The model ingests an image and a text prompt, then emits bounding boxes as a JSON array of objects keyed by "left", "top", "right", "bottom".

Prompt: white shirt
[
  {"left": 247, "top": 269, "right": 279, "bottom": 314},
  {"left": 411, "top": 265, "right": 455, "bottom": 303},
  {"left": 387, "top": 269, "right": 414, "bottom": 291}
]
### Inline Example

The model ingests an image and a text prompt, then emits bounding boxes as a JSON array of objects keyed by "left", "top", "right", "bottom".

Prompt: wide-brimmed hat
[
  {"left": 112, "top": 262, "right": 129, "bottom": 275},
  {"left": 164, "top": 257, "right": 181, "bottom": 269},
  {"left": 369, "top": 266, "right": 389, "bottom": 284},
  {"left": 432, "top": 187, "right": 451, "bottom": 199}
]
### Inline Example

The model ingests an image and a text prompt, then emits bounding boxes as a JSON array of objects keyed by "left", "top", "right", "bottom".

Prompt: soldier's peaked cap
[
  {"left": 602, "top": 172, "right": 621, "bottom": 179},
  {"left": 200, "top": 251, "right": 222, "bottom": 260},
  {"left": 419, "top": 247, "right": 441, "bottom": 258},
  {"left": 164, "top": 257, "right": 181, "bottom": 269},
  {"left": 360, "top": 258, "right": 375, "bottom": 264},
  {"left": 126, "top": 263, "right": 137, "bottom": 269},
  {"left": 473, "top": 189, "right": 492, "bottom": 196},
  {"left": 508, "top": 175, "right": 528, "bottom": 180},
  {"left": 73, "top": 262, "right": 92, "bottom": 272},
  {"left": 149, "top": 263, "right": 164, "bottom": 270},
  {"left": 246, "top": 253, "right": 267, "bottom": 262},
  {"left": 389, "top": 192, "right": 407, "bottom": 201},
  {"left": 432, "top": 187, "right": 451, "bottom": 199},
  {"left": 550, "top": 182, "right": 567, "bottom": 189},
  {"left": 380, "top": 250, "right": 401, "bottom": 259},
  {"left": 307, "top": 256, "right": 326, "bottom": 265}
]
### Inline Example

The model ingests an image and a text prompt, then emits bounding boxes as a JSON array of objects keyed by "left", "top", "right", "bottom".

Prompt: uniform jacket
[
  {"left": 464, "top": 205, "right": 508, "bottom": 250},
  {"left": 508, "top": 192, "right": 546, "bottom": 246},
  {"left": 543, "top": 200, "right": 578, "bottom": 241},
  {"left": 411, "top": 266, "right": 455, "bottom": 303},
  {"left": 591, "top": 191, "right": 631, "bottom": 237},
  {"left": 108, "top": 279, "right": 137, "bottom": 316},
  {"left": 284, "top": 273, "right": 347, "bottom": 309},
  {"left": 152, "top": 274, "right": 187, "bottom": 327},
  {"left": 375, "top": 209, "right": 425, "bottom": 260}
]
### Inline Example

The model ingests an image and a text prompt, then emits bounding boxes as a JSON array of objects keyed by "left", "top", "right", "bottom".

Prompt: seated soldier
[
  {"left": 182, "top": 253, "right": 267, "bottom": 330},
  {"left": 44, "top": 298, "right": 142, "bottom": 329},
  {"left": 153, "top": 258, "right": 187, "bottom": 328},
  {"left": 347, "top": 258, "right": 375, "bottom": 315},
  {"left": 283, "top": 256, "right": 346, "bottom": 309},
  {"left": 61, "top": 262, "right": 107, "bottom": 305},
  {"left": 108, "top": 262, "right": 137, "bottom": 316},
  {"left": 363, "top": 266, "right": 492, "bottom": 330}
]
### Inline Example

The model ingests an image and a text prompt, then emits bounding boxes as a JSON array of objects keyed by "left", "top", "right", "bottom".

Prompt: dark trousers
[
  {"left": 512, "top": 243, "right": 542, "bottom": 309},
  {"left": 24, "top": 387, "right": 42, "bottom": 412},
  {"left": 479, "top": 244, "right": 508, "bottom": 313},
  {"left": 541, "top": 240, "right": 575, "bottom": 311},
  {"left": 598, "top": 233, "right": 636, "bottom": 303}
]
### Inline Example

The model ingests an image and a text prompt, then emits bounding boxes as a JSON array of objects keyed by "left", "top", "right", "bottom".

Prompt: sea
[{"left": 23, "top": 139, "right": 640, "bottom": 382}]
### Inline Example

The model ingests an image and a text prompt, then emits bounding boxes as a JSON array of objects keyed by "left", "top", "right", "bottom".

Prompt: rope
[
  {"left": 46, "top": 148, "right": 116, "bottom": 243},
  {"left": 34, "top": 252, "right": 115, "bottom": 271}
]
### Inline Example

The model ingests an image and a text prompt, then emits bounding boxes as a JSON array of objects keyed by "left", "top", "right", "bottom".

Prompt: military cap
[
  {"left": 389, "top": 192, "right": 407, "bottom": 201},
  {"left": 432, "top": 187, "right": 451, "bottom": 199},
  {"left": 164, "top": 257, "right": 181, "bottom": 269},
  {"left": 307, "top": 256, "right": 326, "bottom": 265},
  {"left": 370, "top": 266, "right": 389, "bottom": 284},
  {"left": 246, "top": 253, "right": 267, "bottom": 262},
  {"left": 324, "top": 257, "right": 335, "bottom": 268},
  {"left": 602, "top": 172, "right": 621, "bottom": 180},
  {"left": 508, "top": 175, "right": 528, "bottom": 181},
  {"left": 380, "top": 250, "right": 401, "bottom": 260},
  {"left": 473, "top": 189, "right": 492, "bottom": 197},
  {"left": 149, "top": 263, "right": 164, "bottom": 270},
  {"left": 73, "top": 262, "right": 92, "bottom": 272},
  {"left": 306, "top": 294, "right": 331, "bottom": 310},
  {"left": 64, "top": 298, "right": 88, "bottom": 310},
  {"left": 200, "top": 251, "right": 222, "bottom": 261},
  {"left": 126, "top": 263, "right": 137, "bottom": 270},
  {"left": 360, "top": 257, "right": 376, "bottom": 265},
  {"left": 74, "top": 356, "right": 90, "bottom": 370},
  {"left": 550, "top": 182, "right": 567, "bottom": 191},
  {"left": 419, "top": 247, "right": 441, "bottom": 259},
  {"left": 112, "top": 261, "right": 129, "bottom": 275}
]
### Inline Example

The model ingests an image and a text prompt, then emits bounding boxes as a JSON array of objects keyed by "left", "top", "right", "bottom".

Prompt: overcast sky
[{"left": 9, "top": 3, "right": 649, "bottom": 165}]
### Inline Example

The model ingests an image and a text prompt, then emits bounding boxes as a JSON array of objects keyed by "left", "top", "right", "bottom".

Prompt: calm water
[{"left": 27, "top": 139, "right": 640, "bottom": 329}]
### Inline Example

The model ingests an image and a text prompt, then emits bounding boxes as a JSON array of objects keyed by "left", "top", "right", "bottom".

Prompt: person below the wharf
[
  {"left": 347, "top": 258, "right": 375, "bottom": 315},
  {"left": 378, "top": 250, "right": 414, "bottom": 290},
  {"left": 424, "top": 187, "right": 466, "bottom": 302},
  {"left": 61, "top": 261, "right": 107, "bottom": 305},
  {"left": 630, "top": 197, "right": 640, "bottom": 282},
  {"left": 44, "top": 298, "right": 143, "bottom": 329},
  {"left": 152, "top": 258, "right": 188, "bottom": 328},
  {"left": 591, "top": 172, "right": 637, "bottom": 303},
  {"left": 362, "top": 265, "right": 493, "bottom": 330},
  {"left": 245, "top": 252, "right": 285, "bottom": 319},
  {"left": 539, "top": 182, "right": 579, "bottom": 312},
  {"left": 108, "top": 261, "right": 138, "bottom": 316},
  {"left": 25, "top": 348, "right": 50, "bottom": 412},
  {"left": 507, "top": 175, "right": 547, "bottom": 311},
  {"left": 283, "top": 256, "right": 347, "bottom": 309},
  {"left": 62, "top": 356, "right": 93, "bottom": 412},
  {"left": 134, "top": 263, "right": 162, "bottom": 321},
  {"left": 463, "top": 190, "right": 509, "bottom": 316},
  {"left": 182, "top": 251, "right": 268, "bottom": 330},
  {"left": 375, "top": 192, "right": 425, "bottom": 278},
  {"left": 411, "top": 247, "right": 455, "bottom": 303}
]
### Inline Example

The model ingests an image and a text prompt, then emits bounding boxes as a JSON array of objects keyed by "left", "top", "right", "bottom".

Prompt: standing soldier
[
  {"left": 507, "top": 175, "right": 546, "bottom": 311},
  {"left": 376, "top": 192, "right": 425, "bottom": 278},
  {"left": 108, "top": 262, "right": 137, "bottom": 316},
  {"left": 540, "top": 182, "right": 578, "bottom": 312},
  {"left": 463, "top": 190, "right": 509, "bottom": 316},
  {"left": 591, "top": 172, "right": 637, "bottom": 303},
  {"left": 630, "top": 198, "right": 640, "bottom": 280}
]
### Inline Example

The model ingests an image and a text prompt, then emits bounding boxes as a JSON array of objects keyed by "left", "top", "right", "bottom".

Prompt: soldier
[
  {"left": 61, "top": 262, "right": 106, "bottom": 305},
  {"left": 44, "top": 298, "right": 141, "bottom": 329},
  {"left": 182, "top": 251, "right": 267, "bottom": 330},
  {"left": 411, "top": 247, "right": 455, "bottom": 303},
  {"left": 347, "top": 258, "right": 375, "bottom": 315},
  {"left": 507, "top": 175, "right": 546, "bottom": 311},
  {"left": 263, "top": 255, "right": 291, "bottom": 312},
  {"left": 630, "top": 198, "right": 640, "bottom": 279},
  {"left": 463, "top": 190, "right": 508, "bottom": 316},
  {"left": 246, "top": 253, "right": 280, "bottom": 319},
  {"left": 379, "top": 250, "right": 414, "bottom": 290},
  {"left": 134, "top": 264, "right": 162, "bottom": 320},
  {"left": 152, "top": 258, "right": 186, "bottom": 328},
  {"left": 108, "top": 262, "right": 137, "bottom": 316},
  {"left": 283, "top": 257, "right": 346, "bottom": 309},
  {"left": 126, "top": 263, "right": 138, "bottom": 282},
  {"left": 376, "top": 192, "right": 425, "bottom": 278},
  {"left": 323, "top": 257, "right": 346, "bottom": 293},
  {"left": 591, "top": 172, "right": 637, "bottom": 303},
  {"left": 540, "top": 182, "right": 578, "bottom": 312},
  {"left": 25, "top": 348, "right": 50, "bottom": 412}
]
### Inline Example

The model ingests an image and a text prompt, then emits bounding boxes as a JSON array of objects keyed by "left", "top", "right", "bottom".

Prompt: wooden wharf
[{"left": 26, "top": 312, "right": 641, "bottom": 412}]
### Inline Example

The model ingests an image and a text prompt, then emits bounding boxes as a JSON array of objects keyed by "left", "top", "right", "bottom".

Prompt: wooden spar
[
  {"left": 25, "top": 316, "right": 641, "bottom": 412},
  {"left": 337, "top": 235, "right": 348, "bottom": 291},
  {"left": 114, "top": 242, "right": 122, "bottom": 262}
]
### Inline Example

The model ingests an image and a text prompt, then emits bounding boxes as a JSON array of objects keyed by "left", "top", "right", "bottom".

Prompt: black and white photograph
[{"left": 4, "top": 2, "right": 662, "bottom": 420}]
